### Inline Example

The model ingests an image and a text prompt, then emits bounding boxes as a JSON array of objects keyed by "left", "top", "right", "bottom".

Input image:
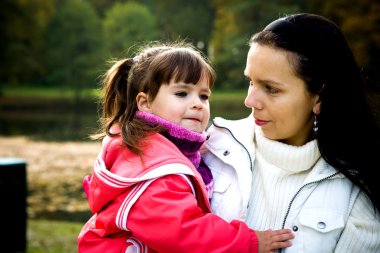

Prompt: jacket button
[
  {"left": 223, "top": 150, "right": 230, "bottom": 156},
  {"left": 317, "top": 222, "right": 326, "bottom": 229},
  {"left": 292, "top": 226, "right": 298, "bottom": 232},
  {"left": 206, "top": 135, "right": 210, "bottom": 140}
]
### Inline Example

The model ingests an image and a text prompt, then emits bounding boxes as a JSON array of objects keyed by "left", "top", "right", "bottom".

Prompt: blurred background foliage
[
  {"left": 1, "top": 0, "right": 379, "bottom": 92},
  {"left": 1, "top": 2, "right": 379, "bottom": 251}
]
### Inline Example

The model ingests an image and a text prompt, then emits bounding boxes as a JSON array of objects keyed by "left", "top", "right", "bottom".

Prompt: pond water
[
  {"left": 0, "top": 96, "right": 99, "bottom": 141},
  {"left": 0, "top": 96, "right": 251, "bottom": 141}
]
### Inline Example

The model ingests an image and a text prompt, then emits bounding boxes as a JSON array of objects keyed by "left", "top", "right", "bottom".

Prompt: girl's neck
[
  {"left": 135, "top": 111, "right": 206, "bottom": 167},
  {"left": 135, "top": 111, "right": 213, "bottom": 197}
]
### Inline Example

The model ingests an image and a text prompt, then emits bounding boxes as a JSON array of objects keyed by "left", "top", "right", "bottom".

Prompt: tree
[
  {"left": 102, "top": 2, "right": 158, "bottom": 58},
  {"left": 44, "top": 0, "right": 103, "bottom": 90},
  {"left": 0, "top": 0, "right": 55, "bottom": 86},
  {"left": 146, "top": 0, "right": 214, "bottom": 55},
  {"left": 210, "top": 0, "right": 299, "bottom": 89},
  {"left": 209, "top": 0, "right": 245, "bottom": 89},
  {"left": 88, "top": 0, "right": 116, "bottom": 17},
  {"left": 307, "top": 0, "right": 380, "bottom": 91}
]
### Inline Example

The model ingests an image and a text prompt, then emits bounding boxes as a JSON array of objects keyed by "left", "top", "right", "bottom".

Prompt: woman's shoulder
[
  {"left": 210, "top": 115, "right": 253, "bottom": 130},
  {"left": 206, "top": 115, "right": 255, "bottom": 147}
]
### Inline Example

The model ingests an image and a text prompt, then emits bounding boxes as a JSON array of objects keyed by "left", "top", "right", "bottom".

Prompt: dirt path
[{"left": 0, "top": 136, "right": 101, "bottom": 219}]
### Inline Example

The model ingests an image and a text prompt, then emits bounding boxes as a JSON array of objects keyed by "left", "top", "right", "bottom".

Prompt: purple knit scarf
[{"left": 136, "top": 111, "right": 213, "bottom": 197}]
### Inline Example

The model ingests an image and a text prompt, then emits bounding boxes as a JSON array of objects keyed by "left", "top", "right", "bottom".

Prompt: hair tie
[{"left": 132, "top": 56, "right": 140, "bottom": 63}]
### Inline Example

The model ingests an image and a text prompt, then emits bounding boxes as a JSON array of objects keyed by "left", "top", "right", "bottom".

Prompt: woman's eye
[
  {"left": 265, "top": 85, "right": 279, "bottom": 94},
  {"left": 175, "top": 92, "right": 187, "bottom": 97}
]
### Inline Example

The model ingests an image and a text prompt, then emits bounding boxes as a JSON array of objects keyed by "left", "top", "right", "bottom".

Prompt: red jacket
[{"left": 78, "top": 133, "right": 258, "bottom": 253}]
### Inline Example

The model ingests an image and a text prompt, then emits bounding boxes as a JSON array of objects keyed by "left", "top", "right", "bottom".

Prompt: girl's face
[
  {"left": 137, "top": 76, "right": 211, "bottom": 133},
  {"left": 244, "top": 43, "right": 320, "bottom": 146}
]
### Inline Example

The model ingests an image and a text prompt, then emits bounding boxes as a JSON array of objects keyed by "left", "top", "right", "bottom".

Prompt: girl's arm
[{"left": 126, "top": 174, "right": 293, "bottom": 253}]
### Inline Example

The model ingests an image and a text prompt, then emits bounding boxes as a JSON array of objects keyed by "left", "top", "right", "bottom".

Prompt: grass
[
  {"left": 211, "top": 89, "right": 247, "bottom": 101},
  {"left": 28, "top": 219, "right": 83, "bottom": 253},
  {"left": 1, "top": 86, "right": 99, "bottom": 98}
]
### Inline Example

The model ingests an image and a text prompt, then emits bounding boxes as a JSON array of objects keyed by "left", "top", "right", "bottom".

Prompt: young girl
[{"left": 77, "top": 41, "right": 294, "bottom": 253}]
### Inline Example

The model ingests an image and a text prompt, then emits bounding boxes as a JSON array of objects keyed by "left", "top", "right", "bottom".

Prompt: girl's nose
[{"left": 192, "top": 96, "right": 203, "bottom": 109}]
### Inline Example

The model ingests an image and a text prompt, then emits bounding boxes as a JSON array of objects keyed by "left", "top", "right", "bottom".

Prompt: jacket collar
[
  {"left": 211, "top": 114, "right": 341, "bottom": 182},
  {"left": 212, "top": 114, "right": 255, "bottom": 150}
]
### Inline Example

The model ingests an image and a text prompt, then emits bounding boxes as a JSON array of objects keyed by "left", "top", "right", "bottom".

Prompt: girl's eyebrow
[
  {"left": 174, "top": 82, "right": 189, "bottom": 87},
  {"left": 169, "top": 82, "right": 190, "bottom": 89},
  {"left": 171, "top": 82, "right": 211, "bottom": 93}
]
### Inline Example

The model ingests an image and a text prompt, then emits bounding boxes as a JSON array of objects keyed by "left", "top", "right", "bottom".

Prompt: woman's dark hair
[
  {"left": 250, "top": 13, "right": 380, "bottom": 212},
  {"left": 94, "top": 41, "right": 215, "bottom": 154}
]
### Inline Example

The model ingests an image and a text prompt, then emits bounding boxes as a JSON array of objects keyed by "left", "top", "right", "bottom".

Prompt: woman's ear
[
  {"left": 136, "top": 92, "right": 151, "bottom": 112},
  {"left": 313, "top": 95, "right": 321, "bottom": 115},
  {"left": 313, "top": 85, "right": 324, "bottom": 115}
]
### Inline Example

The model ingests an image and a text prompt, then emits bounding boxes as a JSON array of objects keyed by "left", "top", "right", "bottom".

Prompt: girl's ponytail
[{"left": 99, "top": 58, "right": 134, "bottom": 138}]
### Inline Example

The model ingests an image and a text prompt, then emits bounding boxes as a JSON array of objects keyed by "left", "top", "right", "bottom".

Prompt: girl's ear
[{"left": 136, "top": 92, "right": 151, "bottom": 112}]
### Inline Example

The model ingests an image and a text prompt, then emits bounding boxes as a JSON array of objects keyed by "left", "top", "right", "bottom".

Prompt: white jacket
[{"left": 203, "top": 115, "right": 380, "bottom": 253}]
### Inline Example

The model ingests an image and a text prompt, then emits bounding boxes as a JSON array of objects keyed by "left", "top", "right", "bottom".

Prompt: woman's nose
[{"left": 244, "top": 86, "right": 263, "bottom": 110}]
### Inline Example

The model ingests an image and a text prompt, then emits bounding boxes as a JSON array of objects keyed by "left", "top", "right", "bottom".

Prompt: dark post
[{"left": 0, "top": 158, "right": 27, "bottom": 253}]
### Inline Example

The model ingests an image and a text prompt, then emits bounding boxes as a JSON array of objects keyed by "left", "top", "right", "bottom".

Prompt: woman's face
[{"left": 244, "top": 43, "right": 320, "bottom": 146}]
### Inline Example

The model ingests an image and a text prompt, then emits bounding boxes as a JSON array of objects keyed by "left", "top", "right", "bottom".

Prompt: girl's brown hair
[{"left": 94, "top": 41, "right": 215, "bottom": 154}]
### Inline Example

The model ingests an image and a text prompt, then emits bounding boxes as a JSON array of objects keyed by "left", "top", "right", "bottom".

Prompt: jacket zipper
[
  {"left": 212, "top": 122, "right": 253, "bottom": 172},
  {"left": 281, "top": 171, "right": 340, "bottom": 229},
  {"left": 212, "top": 121, "right": 340, "bottom": 241},
  {"left": 279, "top": 171, "right": 340, "bottom": 253},
  {"left": 212, "top": 122, "right": 255, "bottom": 209}
]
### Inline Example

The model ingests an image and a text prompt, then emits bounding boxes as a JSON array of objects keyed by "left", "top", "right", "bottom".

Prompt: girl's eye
[
  {"left": 200, "top": 94, "right": 209, "bottom": 100},
  {"left": 175, "top": 92, "right": 187, "bottom": 97},
  {"left": 249, "top": 80, "right": 254, "bottom": 86}
]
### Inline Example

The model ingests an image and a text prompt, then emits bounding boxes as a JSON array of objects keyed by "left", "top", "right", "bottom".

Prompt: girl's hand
[{"left": 255, "top": 229, "right": 294, "bottom": 253}]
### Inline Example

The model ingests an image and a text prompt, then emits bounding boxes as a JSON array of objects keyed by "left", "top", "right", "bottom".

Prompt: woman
[{"left": 203, "top": 13, "right": 380, "bottom": 252}]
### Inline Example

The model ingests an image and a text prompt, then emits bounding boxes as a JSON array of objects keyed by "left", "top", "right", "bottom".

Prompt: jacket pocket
[
  {"left": 286, "top": 208, "right": 345, "bottom": 253},
  {"left": 211, "top": 176, "right": 242, "bottom": 222},
  {"left": 213, "top": 175, "right": 232, "bottom": 194},
  {"left": 299, "top": 208, "right": 344, "bottom": 233}
]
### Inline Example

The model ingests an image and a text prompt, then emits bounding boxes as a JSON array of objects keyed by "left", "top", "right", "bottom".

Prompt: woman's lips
[{"left": 254, "top": 118, "right": 269, "bottom": 126}]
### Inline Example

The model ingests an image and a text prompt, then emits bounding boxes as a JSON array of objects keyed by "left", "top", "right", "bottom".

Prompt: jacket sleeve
[
  {"left": 126, "top": 174, "right": 258, "bottom": 253},
  {"left": 334, "top": 191, "right": 380, "bottom": 253}
]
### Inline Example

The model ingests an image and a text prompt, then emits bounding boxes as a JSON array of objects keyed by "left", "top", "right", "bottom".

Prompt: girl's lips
[
  {"left": 185, "top": 118, "right": 201, "bottom": 122},
  {"left": 255, "top": 118, "right": 268, "bottom": 126}
]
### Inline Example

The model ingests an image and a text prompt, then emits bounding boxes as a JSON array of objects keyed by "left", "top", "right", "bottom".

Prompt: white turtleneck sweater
[
  {"left": 246, "top": 127, "right": 320, "bottom": 229},
  {"left": 204, "top": 116, "right": 380, "bottom": 253}
]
